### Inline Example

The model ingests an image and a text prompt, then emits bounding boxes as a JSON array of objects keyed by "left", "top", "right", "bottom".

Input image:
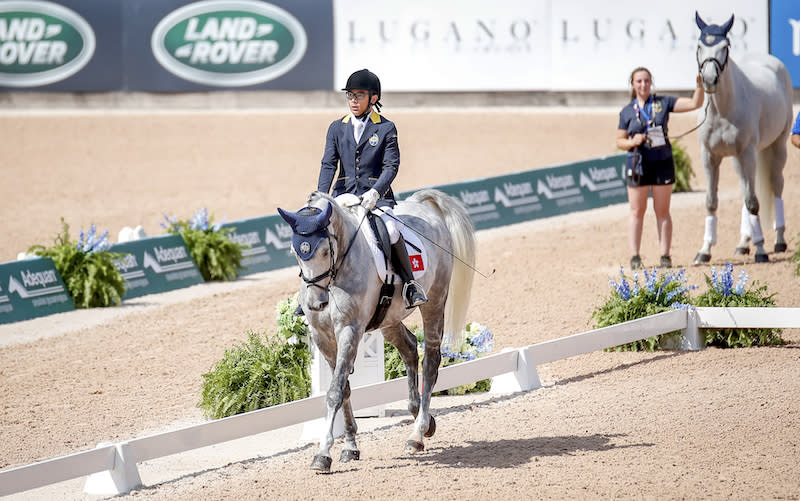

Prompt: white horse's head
[
  {"left": 278, "top": 195, "right": 337, "bottom": 312},
  {"left": 695, "top": 12, "right": 734, "bottom": 94}
]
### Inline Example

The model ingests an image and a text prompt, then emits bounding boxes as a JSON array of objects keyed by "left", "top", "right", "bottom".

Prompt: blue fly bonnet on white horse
[
  {"left": 694, "top": 12, "right": 793, "bottom": 264},
  {"left": 278, "top": 189, "right": 476, "bottom": 473}
]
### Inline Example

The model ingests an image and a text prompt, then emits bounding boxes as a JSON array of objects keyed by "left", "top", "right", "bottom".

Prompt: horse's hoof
[
  {"left": 755, "top": 253, "right": 769, "bottom": 263},
  {"left": 311, "top": 455, "right": 333, "bottom": 473},
  {"left": 424, "top": 416, "right": 436, "bottom": 438},
  {"left": 734, "top": 247, "right": 750, "bottom": 255},
  {"left": 693, "top": 253, "right": 711, "bottom": 265},
  {"left": 775, "top": 243, "right": 788, "bottom": 253},
  {"left": 340, "top": 449, "right": 360, "bottom": 462},
  {"left": 405, "top": 440, "right": 425, "bottom": 453}
]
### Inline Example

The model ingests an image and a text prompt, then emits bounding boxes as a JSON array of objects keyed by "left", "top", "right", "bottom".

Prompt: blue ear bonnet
[
  {"left": 277, "top": 204, "right": 333, "bottom": 261},
  {"left": 696, "top": 12, "right": 734, "bottom": 46}
]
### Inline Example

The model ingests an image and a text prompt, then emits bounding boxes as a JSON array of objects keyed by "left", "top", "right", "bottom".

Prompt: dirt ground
[{"left": 1, "top": 106, "right": 800, "bottom": 500}]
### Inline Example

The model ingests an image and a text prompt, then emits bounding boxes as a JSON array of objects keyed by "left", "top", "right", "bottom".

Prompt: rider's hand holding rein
[{"left": 361, "top": 188, "right": 380, "bottom": 210}]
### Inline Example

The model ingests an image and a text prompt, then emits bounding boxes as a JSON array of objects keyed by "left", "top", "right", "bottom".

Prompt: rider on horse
[{"left": 314, "top": 68, "right": 428, "bottom": 310}]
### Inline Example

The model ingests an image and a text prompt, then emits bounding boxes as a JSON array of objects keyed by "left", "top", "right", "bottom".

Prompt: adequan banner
[
  {"left": 399, "top": 154, "right": 628, "bottom": 231},
  {"left": 0, "top": 257, "right": 74, "bottom": 324},
  {"left": 221, "top": 215, "right": 296, "bottom": 275},
  {"left": 110, "top": 234, "right": 203, "bottom": 300}
]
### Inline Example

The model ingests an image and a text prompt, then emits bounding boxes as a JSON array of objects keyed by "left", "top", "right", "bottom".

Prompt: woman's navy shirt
[{"left": 618, "top": 94, "right": 677, "bottom": 162}]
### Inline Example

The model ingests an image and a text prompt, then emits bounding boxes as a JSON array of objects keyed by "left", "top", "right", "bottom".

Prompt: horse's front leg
[
  {"left": 732, "top": 149, "right": 768, "bottom": 262},
  {"left": 695, "top": 148, "right": 722, "bottom": 264},
  {"left": 311, "top": 325, "right": 361, "bottom": 473}
]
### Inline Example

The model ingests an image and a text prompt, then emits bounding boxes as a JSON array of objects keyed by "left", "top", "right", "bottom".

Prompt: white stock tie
[{"left": 353, "top": 119, "right": 364, "bottom": 142}]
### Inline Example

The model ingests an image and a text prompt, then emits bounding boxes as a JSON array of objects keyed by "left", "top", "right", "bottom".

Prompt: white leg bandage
[
  {"left": 704, "top": 215, "right": 717, "bottom": 245},
  {"left": 774, "top": 197, "right": 785, "bottom": 229},
  {"left": 740, "top": 205, "right": 751, "bottom": 238},
  {"left": 748, "top": 213, "right": 764, "bottom": 244}
]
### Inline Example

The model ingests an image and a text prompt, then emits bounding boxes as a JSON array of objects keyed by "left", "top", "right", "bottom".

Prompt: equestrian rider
[{"left": 317, "top": 68, "right": 428, "bottom": 309}]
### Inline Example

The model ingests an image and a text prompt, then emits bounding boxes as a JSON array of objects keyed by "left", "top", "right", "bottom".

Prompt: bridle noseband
[
  {"left": 697, "top": 41, "right": 729, "bottom": 90},
  {"left": 297, "top": 209, "right": 367, "bottom": 291}
]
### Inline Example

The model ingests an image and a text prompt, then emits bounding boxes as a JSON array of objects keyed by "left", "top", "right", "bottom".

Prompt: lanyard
[{"left": 635, "top": 96, "right": 653, "bottom": 126}]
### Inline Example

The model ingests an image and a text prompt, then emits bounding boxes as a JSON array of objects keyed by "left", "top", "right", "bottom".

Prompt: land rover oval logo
[
  {"left": 151, "top": 0, "right": 307, "bottom": 87},
  {"left": 0, "top": 1, "right": 95, "bottom": 87}
]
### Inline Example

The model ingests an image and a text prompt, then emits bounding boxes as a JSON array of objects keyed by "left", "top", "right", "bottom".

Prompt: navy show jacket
[{"left": 317, "top": 110, "right": 399, "bottom": 208}]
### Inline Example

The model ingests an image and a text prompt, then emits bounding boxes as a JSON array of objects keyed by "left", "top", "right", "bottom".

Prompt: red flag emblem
[{"left": 409, "top": 254, "right": 424, "bottom": 272}]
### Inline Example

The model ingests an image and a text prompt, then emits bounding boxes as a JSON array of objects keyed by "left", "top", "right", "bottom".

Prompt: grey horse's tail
[{"left": 407, "top": 189, "right": 476, "bottom": 348}]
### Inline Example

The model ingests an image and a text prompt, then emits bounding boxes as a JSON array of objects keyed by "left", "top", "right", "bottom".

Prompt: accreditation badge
[
  {"left": 647, "top": 125, "right": 666, "bottom": 148},
  {"left": 368, "top": 133, "right": 379, "bottom": 146}
]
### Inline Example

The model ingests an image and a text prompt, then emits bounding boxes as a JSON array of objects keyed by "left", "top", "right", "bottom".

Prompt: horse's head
[
  {"left": 278, "top": 196, "right": 336, "bottom": 311},
  {"left": 695, "top": 12, "right": 734, "bottom": 94}
]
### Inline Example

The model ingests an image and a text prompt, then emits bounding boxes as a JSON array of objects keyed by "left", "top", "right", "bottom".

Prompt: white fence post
[
  {"left": 489, "top": 347, "right": 542, "bottom": 393},
  {"left": 681, "top": 309, "right": 704, "bottom": 350},
  {"left": 83, "top": 442, "right": 141, "bottom": 496}
]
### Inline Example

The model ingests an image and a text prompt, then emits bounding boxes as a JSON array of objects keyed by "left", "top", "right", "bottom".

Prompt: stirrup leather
[{"left": 402, "top": 280, "right": 428, "bottom": 308}]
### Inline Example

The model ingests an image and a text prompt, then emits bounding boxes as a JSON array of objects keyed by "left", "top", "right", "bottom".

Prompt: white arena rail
[{"left": 1, "top": 307, "right": 798, "bottom": 497}]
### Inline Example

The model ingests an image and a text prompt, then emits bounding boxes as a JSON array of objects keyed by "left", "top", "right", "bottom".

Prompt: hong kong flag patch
[{"left": 409, "top": 254, "right": 424, "bottom": 272}]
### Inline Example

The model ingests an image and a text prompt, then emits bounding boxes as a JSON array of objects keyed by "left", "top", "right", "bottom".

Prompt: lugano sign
[
  {"left": 0, "top": 0, "right": 95, "bottom": 87},
  {"left": 151, "top": 0, "right": 308, "bottom": 87}
]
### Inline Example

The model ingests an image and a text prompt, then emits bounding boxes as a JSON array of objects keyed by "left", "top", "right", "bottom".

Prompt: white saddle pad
[{"left": 335, "top": 195, "right": 427, "bottom": 280}]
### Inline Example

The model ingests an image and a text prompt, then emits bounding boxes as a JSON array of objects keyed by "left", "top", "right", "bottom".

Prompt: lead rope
[{"left": 668, "top": 95, "right": 711, "bottom": 141}]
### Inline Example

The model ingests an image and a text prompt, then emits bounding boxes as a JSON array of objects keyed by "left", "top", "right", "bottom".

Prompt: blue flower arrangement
[
  {"left": 161, "top": 208, "right": 245, "bottom": 281},
  {"left": 28, "top": 218, "right": 125, "bottom": 308},
  {"left": 694, "top": 263, "right": 783, "bottom": 348}
]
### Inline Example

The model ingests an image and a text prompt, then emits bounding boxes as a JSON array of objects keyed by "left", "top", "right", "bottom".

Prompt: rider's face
[
  {"left": 632, "top": 71, "right": 652, "bottom": 100},
  {"left": 346, "top": 88, "right": 376, "bottom": 116}
]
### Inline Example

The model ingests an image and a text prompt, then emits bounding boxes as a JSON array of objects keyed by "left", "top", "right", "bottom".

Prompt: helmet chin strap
[{"left": 355, "top": 105, "right": 372, "bottom": 121}]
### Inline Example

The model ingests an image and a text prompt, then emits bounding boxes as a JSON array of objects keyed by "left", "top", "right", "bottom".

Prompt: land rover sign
[
  {"left": 0, "top": 1, "right": 95, "bottom": 87},
  {"left": 151, "top": 0, "right": 307, "bottom": 87}
]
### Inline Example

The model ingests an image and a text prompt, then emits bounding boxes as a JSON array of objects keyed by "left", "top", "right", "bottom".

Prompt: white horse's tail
[
  {"left": 407, "top": 189, "right": 476, "bottom": 348},
  {"left": 756, "top": 148, "right": 776, "bottom": 231}
]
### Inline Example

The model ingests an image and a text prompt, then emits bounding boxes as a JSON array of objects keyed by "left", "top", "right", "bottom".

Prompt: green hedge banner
[
  {"left": 0, "top": 257, "right": 74, "bottom": 324},
  {"left": 399, "top": 154, "right": 627, "bottom": 231},
  {"left": 110, "top": 234, "right": 203, "bottom": 300},
  {"left": 221, "top": 215, "right": 296, "bottom": 276}
]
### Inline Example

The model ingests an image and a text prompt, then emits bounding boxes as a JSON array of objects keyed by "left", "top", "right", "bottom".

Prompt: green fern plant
[
  {"left": 671, "top": 139, "right": 694, "bottom": 193},
  {"left": 198, "top": 297, "right": 312, "bottom": 419},
  {"left": 161, "top": 208, "right": 246, "bottom": 281},
  {"left": 28, "top": 219, "right": 125, "bottom": 308}
]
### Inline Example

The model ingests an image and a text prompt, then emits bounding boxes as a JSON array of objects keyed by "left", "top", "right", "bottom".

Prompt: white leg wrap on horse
[
  {"left": 748, "top": 213, "right": 764, "bottom": 244},
  {"left": 704, "top": 215, "right": 717, "bottom": 245},
  {"left": 774, "top": 197, "right": 785, "bottom": 229},
  {"left": 740, "top": 205, "right": 751, "bottom": 237}
]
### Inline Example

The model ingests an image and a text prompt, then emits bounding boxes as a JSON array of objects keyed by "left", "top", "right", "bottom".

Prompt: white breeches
[{"left": 376, "top": 207, "right": 403, "bottom": 244}]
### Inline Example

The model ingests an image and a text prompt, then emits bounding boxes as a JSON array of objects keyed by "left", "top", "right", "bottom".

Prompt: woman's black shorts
[{"left": 626, "top": 157, "right": 675, "bottom": 187}]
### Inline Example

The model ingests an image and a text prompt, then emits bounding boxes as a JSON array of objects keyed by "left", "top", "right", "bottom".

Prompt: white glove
[{"left": 360, "top": 188, "right": 380, "bottom": 210}]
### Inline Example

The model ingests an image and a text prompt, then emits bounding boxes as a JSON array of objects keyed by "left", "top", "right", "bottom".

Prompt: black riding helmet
[{"left": 342, "top": 68, "right": 382, "bottom": 111}]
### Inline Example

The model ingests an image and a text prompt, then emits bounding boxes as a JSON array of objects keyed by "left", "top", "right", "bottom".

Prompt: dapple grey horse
[
  {"left": 694, "top": 12, "right": 793, "bottom": 264},
  {"left": 278, "top": 189, "right": 475, "bottom": 473}
]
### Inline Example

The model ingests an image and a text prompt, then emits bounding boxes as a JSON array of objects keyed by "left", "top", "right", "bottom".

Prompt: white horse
[
  {"left": 278, "top": 189, "right": 475, "bottom": 473},
  {"left": 693, "top": 12, "right": 793, "bottom": 264}
]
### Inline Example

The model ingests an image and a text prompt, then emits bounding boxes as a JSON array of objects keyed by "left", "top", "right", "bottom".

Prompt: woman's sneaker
[
  {"left": 659, "top": 255, "right": 672, "bottom": 268},
  {"left": 630, "top": 255, "right": 643, "bottom": 270}
]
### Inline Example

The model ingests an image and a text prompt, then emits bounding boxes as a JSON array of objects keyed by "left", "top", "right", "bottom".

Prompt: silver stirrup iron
[{"left": 403, "top": 280, "right": 428, "bottom": 308}]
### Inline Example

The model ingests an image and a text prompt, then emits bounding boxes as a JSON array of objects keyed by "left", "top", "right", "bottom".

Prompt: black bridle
[
  {"left": 697, "top": 42, "right": 729, "bottom": 79},
  {"left": 298, "top": 210, "right": 367, "bottom": 290}
]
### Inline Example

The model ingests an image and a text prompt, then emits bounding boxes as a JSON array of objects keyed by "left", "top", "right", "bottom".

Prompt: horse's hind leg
[
  {"left": 770, "top": 141, "right": 788, "bottom": 253},
  {"left": 381, "top": 323, "right": 421, "bottom": 419},
  {"left": 405, "top": 306, "right": 444, "bottom": 453}
]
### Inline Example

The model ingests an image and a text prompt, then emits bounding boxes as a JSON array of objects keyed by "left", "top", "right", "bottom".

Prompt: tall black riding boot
[{"left": 391, "top": 235, "right": 428, "bottom": 309}]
